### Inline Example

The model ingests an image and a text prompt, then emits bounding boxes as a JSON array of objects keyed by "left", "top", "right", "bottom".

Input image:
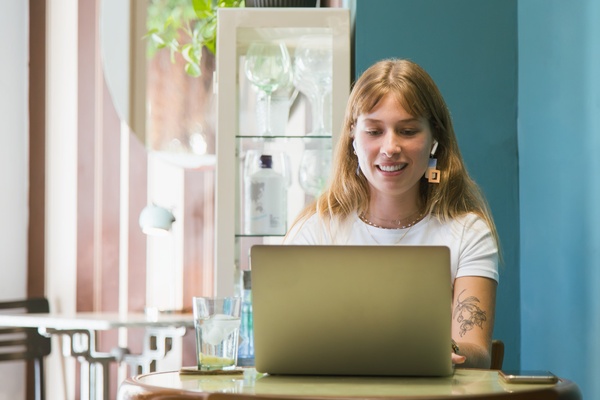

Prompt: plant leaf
[
  {"left": 185, "top": 62, "right": 202, "bottom": 77},
  {"left": 181, "top": 44, "right": 200, "bottom": 65},
  {"left": 143, "top": 28, "right": 159, "bottom": 39},
  {"left": 144, "top": 0, "right": 244, "bottom": 77},
  {"left": 192, "top": 0, "right": 214, "bottom": 20},
  {"left": 204, "top": 39, "right": 216, "bottom": 55},
  {"left": 150, "top": 33, "right": 166, "bottom": 47}
]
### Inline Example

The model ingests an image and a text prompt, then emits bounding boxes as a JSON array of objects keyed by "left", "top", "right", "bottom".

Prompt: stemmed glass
[
  {"left": 293, "top": 34, "right": 333, "bottom": 136},
  {"left": 297, "top": 144, "right": 332, "bottom": 197},
  {"left": 293, "top": 35, "right": 333, "bottom": 196},
  {"left": 244, "top": 41, "right": 292, "bottom": 136}
]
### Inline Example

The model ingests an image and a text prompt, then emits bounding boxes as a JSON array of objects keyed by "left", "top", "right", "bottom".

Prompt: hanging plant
[{"left": 145, "top": 0, "right": 245, "bottom": 77}]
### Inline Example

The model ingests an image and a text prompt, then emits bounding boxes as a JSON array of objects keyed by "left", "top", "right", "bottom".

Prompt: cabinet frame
[{"left": 215, "top": 8, "right": 351, "bottom": 296}]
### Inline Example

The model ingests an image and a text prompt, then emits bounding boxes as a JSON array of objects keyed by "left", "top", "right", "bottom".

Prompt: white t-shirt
[{"left": 285, "top": 212, "right": 499, "bottom": 284}]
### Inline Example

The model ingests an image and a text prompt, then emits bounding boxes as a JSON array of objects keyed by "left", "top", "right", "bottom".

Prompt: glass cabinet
[{"left": 215, "top": 8, "right": 351, "bottom": 296}]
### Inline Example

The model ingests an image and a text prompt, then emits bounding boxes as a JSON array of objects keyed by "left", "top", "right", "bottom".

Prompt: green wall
[{"left": 355, "top": 0, "right": 520, "bottom": 369}]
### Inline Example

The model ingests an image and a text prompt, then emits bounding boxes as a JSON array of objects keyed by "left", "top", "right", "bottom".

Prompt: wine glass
[
  {"left": 293, "top": 35, "right": 333, "bottom": 196},
  {"left": 255, "top": 68, "right": 296, "bottom": 135},
  {"left": 293, "top": 34, "right": 333, "bottom": 136},
  {"left": 298, "top": 139, "right": 332, "bottom": 197},
  {"left": 244, "top": 41, "right": 292, "bottom": 136}
]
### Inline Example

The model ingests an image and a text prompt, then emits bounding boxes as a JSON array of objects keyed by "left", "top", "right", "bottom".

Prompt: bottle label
[{"left": 245, "top": 170, "right": 287, "bottom": 235}]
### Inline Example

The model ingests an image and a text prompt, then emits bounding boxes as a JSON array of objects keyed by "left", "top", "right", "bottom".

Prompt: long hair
[{"left": 291, "top": 59, "right": 499, "bottom": 247}]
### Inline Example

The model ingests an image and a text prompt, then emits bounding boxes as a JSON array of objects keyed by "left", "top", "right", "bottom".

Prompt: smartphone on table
[{"left": 499, "top": 369, "right": 558, "bottom": 384}]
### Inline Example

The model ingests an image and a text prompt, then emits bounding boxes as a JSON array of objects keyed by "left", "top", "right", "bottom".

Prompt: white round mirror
[{"left": 99, "top": 0, "right": 217, "bottom": 169}]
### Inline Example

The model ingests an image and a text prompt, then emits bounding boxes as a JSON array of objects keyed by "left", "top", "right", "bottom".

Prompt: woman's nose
[{"left": 381, "top": 133, "right": 401, "bottom": 157}]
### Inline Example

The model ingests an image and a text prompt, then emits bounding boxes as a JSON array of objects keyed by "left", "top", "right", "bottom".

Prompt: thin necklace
[
  {"left": 359, "top": 212, "right": 424, "bottom": 230},
  {"left": 359, "top": 212, "right": 425, "bottom": 244}
]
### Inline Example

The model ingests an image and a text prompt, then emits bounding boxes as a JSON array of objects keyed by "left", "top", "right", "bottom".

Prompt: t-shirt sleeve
[
  {"left": 283, "top": 214, "right": 322, "bottom": 244},
  {"left": 455, "top": 215, "right": 499, "bottom": 283}
]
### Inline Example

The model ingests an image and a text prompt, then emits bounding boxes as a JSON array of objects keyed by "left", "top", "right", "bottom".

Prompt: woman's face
[{"left": 353, "top": 93, "right": 434, "bottom": 202}]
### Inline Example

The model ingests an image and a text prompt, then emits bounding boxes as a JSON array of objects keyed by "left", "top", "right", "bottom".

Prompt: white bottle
[{"left": 244, "top": 154, "right": 287, "bottom": 235}]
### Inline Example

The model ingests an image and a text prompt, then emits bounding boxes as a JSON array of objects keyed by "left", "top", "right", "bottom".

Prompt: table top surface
[
  {"left": 118, "top": 368, "right": 582, "bottom": 399},
  {"left": 0, "top": 311, "right": 194, "bottom": 330}
]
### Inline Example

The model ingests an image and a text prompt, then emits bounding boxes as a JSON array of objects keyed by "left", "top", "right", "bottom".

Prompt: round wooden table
[{"left": 118, "top": 368, "right": 581, "bottom": 400}]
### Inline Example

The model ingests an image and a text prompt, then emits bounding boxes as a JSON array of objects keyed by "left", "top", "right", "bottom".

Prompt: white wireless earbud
[
  {"left": 430, "top": 140, "right": 439, "bottom": 157},
  {"left": 353, "top": 140, "right": 361, "bottom": 176}
]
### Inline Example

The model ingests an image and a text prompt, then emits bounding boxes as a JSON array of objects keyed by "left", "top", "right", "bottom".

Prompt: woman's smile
[{"left": 377, "top": 162, "right": 407, "bottom": 173}]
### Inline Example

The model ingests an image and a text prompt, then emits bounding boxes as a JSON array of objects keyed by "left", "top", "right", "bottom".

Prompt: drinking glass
[
  {"left": 244, "top": 41, "right": 292, "bottom": 136},
  {"left": 298, "top": 139, "right": 332, "bottom": 197},
  {"left": 293, "top": 35, "right": 333, "bottom": 196},
  {"left": 193, "top": 296, "right": 242, "bottom": 371},
  {"left": 293, "top": 34, "right": 333, "bottom": 136}
]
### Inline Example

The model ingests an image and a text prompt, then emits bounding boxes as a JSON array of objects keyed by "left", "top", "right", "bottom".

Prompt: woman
[{"left": 285, "top": 59, "right": 499, "bottom": 368}]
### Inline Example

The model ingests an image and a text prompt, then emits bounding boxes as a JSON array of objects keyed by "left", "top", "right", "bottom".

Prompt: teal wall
[
  {"left": 356, "top": 0, "right": 600, "bottom": 398},
  {"left": 355, "top": 0, "right": 521, "bottom": 370},
  {"left": 518, "top": 1, "right": 600, "bottom": 399}
]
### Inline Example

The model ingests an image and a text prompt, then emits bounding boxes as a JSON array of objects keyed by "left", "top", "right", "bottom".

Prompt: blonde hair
[{"left": 290, "top": 59, "right": 499, "bottom": 248}]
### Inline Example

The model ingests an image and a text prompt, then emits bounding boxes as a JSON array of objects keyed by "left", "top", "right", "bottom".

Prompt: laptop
[{"left": 250, "top": 244, "right": 453, "bottom": 377}]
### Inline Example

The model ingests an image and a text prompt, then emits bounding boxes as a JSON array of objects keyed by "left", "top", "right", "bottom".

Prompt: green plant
[{"left": 146, "top": 0, "right": 245, "bottom": 77}]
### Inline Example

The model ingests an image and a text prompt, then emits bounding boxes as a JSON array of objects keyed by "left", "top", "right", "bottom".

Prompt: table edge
[{"left": 117, "top": 369, "right": 582, "bottom": 400}]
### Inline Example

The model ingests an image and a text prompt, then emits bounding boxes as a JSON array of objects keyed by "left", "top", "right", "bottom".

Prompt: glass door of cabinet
[{"left": 215, "top": 8, "right": 351, "bottom": 296}]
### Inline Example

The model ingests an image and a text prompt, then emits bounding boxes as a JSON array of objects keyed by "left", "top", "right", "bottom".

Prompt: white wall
[
  {"left": 0, "top": 1, "right": 29, "bottom": 398},
  {"left": 0, "top": 0, "right": 28, "bottom": 298},
  {"left": 45, "top": 0, "right": 79, "bottom": 397}
]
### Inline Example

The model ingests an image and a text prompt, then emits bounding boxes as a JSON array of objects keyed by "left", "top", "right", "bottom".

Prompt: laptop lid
[{"left": 250, "top": 244, "right": 453, "bottom": 377}]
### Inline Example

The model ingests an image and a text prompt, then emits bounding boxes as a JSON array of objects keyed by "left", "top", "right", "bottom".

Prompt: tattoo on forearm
[{"left": 454, "top": 289, "right": 487, "bottom": 337}]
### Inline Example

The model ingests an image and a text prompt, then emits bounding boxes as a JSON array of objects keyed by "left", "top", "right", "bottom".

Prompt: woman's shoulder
[
  {"left": 284, "top": 213, "right": 318, "bottom": 244},
  {"left": 431, "top": 212, "right": 491, "bottom": 230},
  {"left": 435, "top": 212, "right": 498, "bottom": 255},
  {"left": 284, "top": 212, "right": 359, "bottom": 244},
  {"left": 423, "top": 212, "right": 495, "bottom": 245}
]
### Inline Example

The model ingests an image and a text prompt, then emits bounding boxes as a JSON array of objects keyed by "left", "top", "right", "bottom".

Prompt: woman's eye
[
  {"left": 364, "top": 129, "right": 381, "bottom": 136},
  {"left": 401, "top": 129, "right": 419, "bottom": 136}
]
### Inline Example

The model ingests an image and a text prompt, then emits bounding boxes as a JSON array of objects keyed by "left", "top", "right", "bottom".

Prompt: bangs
[
  {"left": 350, "top": 72, "right": 431, "bottom": 122},
  {"left": 393, "top": 81, "right": 431, "bottom": 120},
  {"left": 351, "top": 85, "right": 387, "bottom": 119}
]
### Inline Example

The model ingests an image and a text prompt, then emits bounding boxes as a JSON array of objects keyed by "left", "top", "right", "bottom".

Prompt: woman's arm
[{"left": 451, "top": 276, "right": 497, "bottom": 368}]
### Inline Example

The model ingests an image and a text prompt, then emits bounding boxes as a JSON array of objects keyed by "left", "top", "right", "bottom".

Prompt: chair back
[
  {"left": 491, "top": 339, "right": 505, "bottom": 370},
  {"left": 0, "top": 298, "right": 51, "bottom": 400}
]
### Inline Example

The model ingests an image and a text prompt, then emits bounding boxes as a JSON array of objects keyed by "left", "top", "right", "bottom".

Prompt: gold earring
[{"left": 427, "top": 158, "right": 441, "bottom": 183}]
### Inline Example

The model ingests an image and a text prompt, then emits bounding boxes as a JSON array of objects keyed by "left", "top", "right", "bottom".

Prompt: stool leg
[{"left": 34, "top": 357, "right": 45, "bottom": 400}]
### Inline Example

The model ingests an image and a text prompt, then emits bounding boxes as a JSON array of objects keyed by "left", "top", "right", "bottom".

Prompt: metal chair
[
  {"left": 491, "top": 339, "right": 505, "bottom": 370},
  {"left": 0, "top": 298, "right": 51, "bottom": 400}
]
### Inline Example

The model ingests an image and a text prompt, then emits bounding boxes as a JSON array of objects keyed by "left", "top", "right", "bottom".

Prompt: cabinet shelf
[
  {"left": 235, "top": 233, "right": 286, "bottom": 238},
  {"left": 236, "top": 134, "right": 332, "bottom": 140}
]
